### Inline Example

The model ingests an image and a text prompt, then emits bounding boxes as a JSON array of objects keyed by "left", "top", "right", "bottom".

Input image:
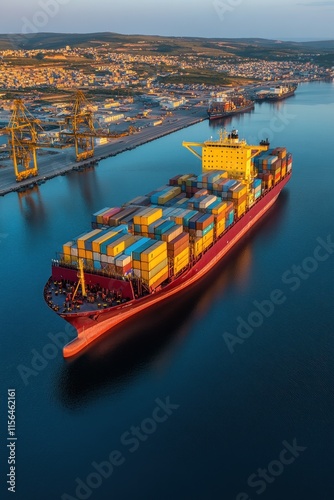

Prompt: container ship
[
  {"left": 208, "top": 94, "right": 254, "bottom": 120},
  {"left": 255, "top": 84, "right": 297, "bottom": 102},
  {"left": 44, "top": 129, "right": 292, "bottom": 358}
]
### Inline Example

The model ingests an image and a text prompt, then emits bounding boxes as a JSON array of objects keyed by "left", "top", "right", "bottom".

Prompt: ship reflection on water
[{"left": 57, "top": 192, "right": 288, "bottom": 409}]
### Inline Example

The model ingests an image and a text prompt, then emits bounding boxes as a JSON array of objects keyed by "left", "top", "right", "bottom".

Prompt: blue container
[
  {"left": 94, "top": 261, "right": 101, "bottom": 270},
  {"left": 155, "top": 220, "right": 175, "bottom": 235},
  {"left": 205, "top": 199, "right": 221, "bottom": 212},
  {"left": 203, "top": 222, "right": 215, "bottom": 236},
  {"left": 252, "top": 179, "right": 262, "bottom": 189},
  {"left": 182, "top": 210, "right": 198, "bottom": 227},
  {"left": 132, "top": 240, "right": 155, "bottom": 261},
  {"left": 99, "top": 231, "right": 128, "bottom": 255},
  {"left": 222, "top": 180, "right": 237, "bottom": 192},
  {"left": 124, "top": 237, "right": 151, "bottom": 257},
  {"left": 188, "top": 212, "right": 203, "bottom": 230},
  {"left": 147, "top": 218, "right": 165, "bottom": 233},
  {"left": 91, "top": 207, "right": 110, "bottom": 222},
  {"left": 84, "top": 229, "right": 109, "bottom": 251}
]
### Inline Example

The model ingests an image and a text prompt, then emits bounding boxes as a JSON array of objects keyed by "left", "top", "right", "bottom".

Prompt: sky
[{"left": 1, "top": 0, "right": 334, "bottom": 41}]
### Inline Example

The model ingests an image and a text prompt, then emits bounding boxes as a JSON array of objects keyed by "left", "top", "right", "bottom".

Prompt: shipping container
[
  {"left": 77, "top": 229, "right": 103, "bottom": 250},
  {"left": 161, "top": 224, "right": 183, "bottom": 243},
  {"left": 136, "top": 240, "right": 166, "bottom": 262},
  {"left": 106, "top": 234, "right": 135, "bottom": 257}
]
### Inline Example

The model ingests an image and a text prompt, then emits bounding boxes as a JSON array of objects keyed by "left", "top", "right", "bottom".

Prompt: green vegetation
[{"left": 1, "top": 33, "right": 333, "bottom": 65}]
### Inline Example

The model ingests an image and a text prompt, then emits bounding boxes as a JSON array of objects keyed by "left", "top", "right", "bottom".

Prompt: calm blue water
[{"left": 1, "top": 82, "right": 333, "bottom": 500}]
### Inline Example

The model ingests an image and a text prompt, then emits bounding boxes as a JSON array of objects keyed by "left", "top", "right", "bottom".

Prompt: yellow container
[
  {"left": 133, "top": 260, "right": 141, "bottom": 270},
  {"left": 216, "top": 219, "right": 226, "bottom": 231},
  {"left": 216, "top": 219, "right": 226, "bottom": 237},
  {"left": 177, "top": 174, "right": 194, "bottom": 185},
  {"left": 63, "top": 241, "right": 73, "bottom": 256},
  {"left": 232, "top": 185, "right": 247, "bottom": 199},
  {"left": 141, "top": 259, "right": 168, "bottom": 281},
  {"left": 85, "top": 250, "right": 93, "bottom": 261},
  {"left": 236, "top": 202, "right": 247, "bottom": 218},
  {"left": 211, "top": 201, "right": 227, "bottom": 215},
  {"left": 141, "top": 252, "right": 167, "bottom": 272},
  {"left": 96, "top": 208, "right": 113, "bottom": 225},
  {"left": 106, "top": 234, "right": 134, "bottom": 257},
  {"left": 203, "top": 229, "right": 214, "bottom": 243},
  {"left": 203, "top": 235, "right": 214, "bottom": 250},
  {"left": 193, "top": 237, "right": 203, "bottom": 257},
  {"left": 78, "top": 248, "right": 86, "bottom": 259},
  {"left": 133, "top": 207, "right": 163, "bottom": 226},
  {"left": 77, "top": 229, "right": 102, "bottom": 250},
  {"left": 92, "top": 231, "right": 118, "bottom": 253},
  {"left": 146, "top": 267, "right": 169, "bottom": 287},
  {"left": 174, "top": 258, "right": 189, "bottom": 275},
  {"left": 173, "top": 247, "right": 189, "bottom": 264},
  {"left": 140, "top": 241, "right": 167, "bottom": 263}
]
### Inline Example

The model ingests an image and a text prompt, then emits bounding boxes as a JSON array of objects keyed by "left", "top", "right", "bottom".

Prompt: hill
[{"left": 1, "top": 32, "right": 334, "bottom": 66}]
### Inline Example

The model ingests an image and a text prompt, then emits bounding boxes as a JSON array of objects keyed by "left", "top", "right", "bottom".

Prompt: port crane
[
  {"left": 59, "top": 90, "right": 138, "bottom": 162},
  {"left": 1, "top": 90, "right": 138, "bottom": 182},
  {"left": 60, "top": 90, "right": 96, "bottom": 162},
  {"left": 4, "top": 99, "right": 41, "bottom": 182}
]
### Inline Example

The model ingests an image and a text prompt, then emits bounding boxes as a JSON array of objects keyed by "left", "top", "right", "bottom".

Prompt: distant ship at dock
[
  {"left": 208, "top": 94, "right": 254, "bottom": 120},
  {"left": 254, "top": 83, "right": 297, "bottom": 102}
]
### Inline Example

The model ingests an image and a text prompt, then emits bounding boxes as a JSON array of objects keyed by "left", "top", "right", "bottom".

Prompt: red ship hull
[{"left": 50, "top": 173, "right": 291, "bottom": 358}]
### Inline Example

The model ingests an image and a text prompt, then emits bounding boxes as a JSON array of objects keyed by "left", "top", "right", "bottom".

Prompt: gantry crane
[
  {"left": 60, "top": 90, "right": 96, "bottom": 162},
  {"left": 1, "top": 91, "right": 139, "bottom": 181},
  {"left": 5, "top": 99, "right": 41, "bottom": 182}
]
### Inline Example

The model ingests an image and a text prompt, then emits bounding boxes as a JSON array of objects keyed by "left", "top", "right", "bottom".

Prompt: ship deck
[{"left": 44, "top": 279, "right": 132, "bottom": 314}]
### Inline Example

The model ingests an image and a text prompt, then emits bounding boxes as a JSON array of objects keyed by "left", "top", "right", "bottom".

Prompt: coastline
[{"left": 0, "top": 107, "right": 207, "bottom": 197}]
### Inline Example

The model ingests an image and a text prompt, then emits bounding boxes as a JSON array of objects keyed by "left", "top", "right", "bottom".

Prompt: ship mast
[{"left": 72, "top": 258, "right": 87, "bottom": 301}]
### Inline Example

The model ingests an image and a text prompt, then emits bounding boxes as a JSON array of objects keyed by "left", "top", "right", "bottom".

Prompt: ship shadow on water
[{"left": 56, "top": 191, "right": 289, "bottom": 409}]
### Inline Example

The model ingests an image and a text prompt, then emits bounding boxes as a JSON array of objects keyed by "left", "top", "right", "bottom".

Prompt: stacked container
[
  {"left": 252, "top": 179, "right": 262, "bottom": 200},
  {"left": 133, "top": 240, "right": 169, "bottom": 288},
  {"left": 133, "top": 207, "right": 163, "bottom": 236},
  {"left": 225, "top": 202, "right": 235, "bottom": 228},
  {"left": 167, "top": 232, "right": 190, "bottom": 274},
  {"left": 150, "top": 186, "right": 181, "bottom": 205}
]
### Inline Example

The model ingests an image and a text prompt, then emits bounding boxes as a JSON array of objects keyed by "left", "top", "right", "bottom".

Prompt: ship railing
[{"left": 52, "top": 254, "right": 133, "bottom": 283}]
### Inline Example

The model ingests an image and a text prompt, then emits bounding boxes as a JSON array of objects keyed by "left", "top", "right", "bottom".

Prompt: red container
[{"left": 169, "top": 175, "right": 183, "bottom": 186}]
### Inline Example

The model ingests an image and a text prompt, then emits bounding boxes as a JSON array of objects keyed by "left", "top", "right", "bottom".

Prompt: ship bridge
[{"left": 182, "top": 129, "right": 269, "bottom": 181}]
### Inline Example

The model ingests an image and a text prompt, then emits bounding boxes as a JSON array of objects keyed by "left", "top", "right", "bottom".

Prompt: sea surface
[{"left": 1, "top": 81, "right": 333, "bottom": 500}]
